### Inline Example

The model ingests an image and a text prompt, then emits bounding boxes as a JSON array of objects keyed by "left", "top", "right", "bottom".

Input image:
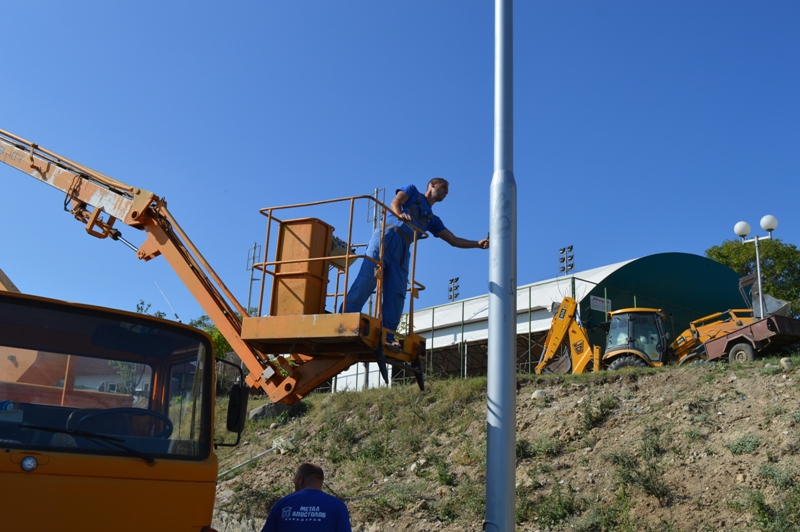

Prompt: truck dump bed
[{"left": 705, "top": 315, "right": 800, "bottom": 361}]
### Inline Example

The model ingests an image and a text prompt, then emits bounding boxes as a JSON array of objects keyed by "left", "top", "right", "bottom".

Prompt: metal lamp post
[{"left": 734, "top": 215, "right": 778, "bottom": 319}]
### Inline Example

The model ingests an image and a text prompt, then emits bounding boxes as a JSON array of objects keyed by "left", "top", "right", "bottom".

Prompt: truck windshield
[{"left": 0, "top": 293, "right": 212, "bottom": 460}]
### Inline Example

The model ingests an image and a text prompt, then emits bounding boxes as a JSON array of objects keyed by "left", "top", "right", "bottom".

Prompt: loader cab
[{"left": 604, "top": 308, "right": 669, "bottom": 364}]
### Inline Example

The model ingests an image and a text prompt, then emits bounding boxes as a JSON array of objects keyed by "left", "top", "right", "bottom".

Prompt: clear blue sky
[{"left": 1, "top": 1, "right": 798, "bottom": 323}]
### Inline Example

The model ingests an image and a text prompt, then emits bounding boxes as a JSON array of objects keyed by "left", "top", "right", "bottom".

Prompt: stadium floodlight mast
[
  {"left": 447, "top": 277, "right": 460, "bottom": 302},
  {"left": 734, "top": 215, "right": 778, "bottom": 319},
  {"left": 558, "top": 245, "right": 574, "bottom": 276}
]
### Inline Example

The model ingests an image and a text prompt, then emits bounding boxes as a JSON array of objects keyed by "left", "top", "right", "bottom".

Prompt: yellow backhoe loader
[
  {"left": 535, "top": 297, "right": 757, "bottom": 373},
  {"left": 535, "top": 297, "right": 672, "bottom": 373}
]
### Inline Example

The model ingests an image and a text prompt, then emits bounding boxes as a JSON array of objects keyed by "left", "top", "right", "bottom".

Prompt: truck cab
[{"left": 0, "top": 290, "right": 242, "bottom": 531}]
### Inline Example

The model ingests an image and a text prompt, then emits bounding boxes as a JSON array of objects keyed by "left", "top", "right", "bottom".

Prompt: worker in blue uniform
[
  {"left": 342, "top": 178, "right": 489, "bottom": 343},
  {"left": 261, "top": 463, "right": 350, "bottom": 531}
]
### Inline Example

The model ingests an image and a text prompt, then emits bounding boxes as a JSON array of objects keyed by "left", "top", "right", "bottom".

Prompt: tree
[
  {"left": 108, "top": 361, "right": 147, "bottom": 394},
  {"left": 187, "top": 314, "right": 233, "bottom": 357},
  {"left": 135, "top": 299, "right": 166, "bottom": 319},
  {"left": 188, "top": 313, "right": 259, "bottom": 395},
  {"left": 187, "top": 308, "right": 258, "bottom": 357},
  {"left": 705, "top": 238, "right": 800, "bottom": 318}
]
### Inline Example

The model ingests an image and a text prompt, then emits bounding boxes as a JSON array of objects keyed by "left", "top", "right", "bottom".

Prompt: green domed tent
[{"left": 579, "top": 252, "right": 746, "bottom": 349}]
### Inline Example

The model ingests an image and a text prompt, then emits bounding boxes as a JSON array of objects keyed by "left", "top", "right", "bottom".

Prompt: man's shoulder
[
  {"left": 396, "top": 184, "right": 419, "bottom": 197},
  {"left": 285, "top": 488, "right": 343, "bottom": 505}
]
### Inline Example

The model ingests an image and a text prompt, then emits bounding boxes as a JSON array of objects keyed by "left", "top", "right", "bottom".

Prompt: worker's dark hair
[
  {"left": 297, "top": 462, "right": 324, "bottom": 481},
  {"left": 428, "top": 177, "right": 449, "bottom": 188}
]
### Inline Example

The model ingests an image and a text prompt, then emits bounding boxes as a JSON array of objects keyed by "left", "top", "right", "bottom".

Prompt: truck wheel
[
  {"left": 728, "top": 343, "right": 755, "bottom": 363},
  {"left": 608, "top": 355, "right": 648, "bottom": 371}
]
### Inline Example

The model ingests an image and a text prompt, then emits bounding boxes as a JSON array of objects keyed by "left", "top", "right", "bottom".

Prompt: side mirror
[
  {"left": 598, "top": 321, "right": 611, "bottom": 333},
  {"left": 215, "top": 356, "right": 248, "bottom": 448},
  {"left": 227, "top": 384, "right": 249, "bottom": 434}
]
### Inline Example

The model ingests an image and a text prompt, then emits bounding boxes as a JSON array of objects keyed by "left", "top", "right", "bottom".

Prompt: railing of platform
[{"left": 253, "top": 195, "right": 428, "bottom": 340}]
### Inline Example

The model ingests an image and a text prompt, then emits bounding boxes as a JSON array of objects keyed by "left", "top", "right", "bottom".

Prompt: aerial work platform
[{"left": 241, "top": 197, "right": 427, "bottom": 403}]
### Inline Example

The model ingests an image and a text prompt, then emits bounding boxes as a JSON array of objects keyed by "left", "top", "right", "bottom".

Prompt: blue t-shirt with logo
[
  {"left": 387, "top": 184, "right": 446, "bottom": 242},
  {"left": 261, "top": 489, "right": 351, "bottom": 532}
]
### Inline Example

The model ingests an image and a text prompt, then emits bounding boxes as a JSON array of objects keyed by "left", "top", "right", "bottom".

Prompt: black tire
[
  {"left": 608, "top": 355, "right": 648, "bottom": 371},
  {"left": 728, "top": 342, "right": 755, "bottom": 363}
]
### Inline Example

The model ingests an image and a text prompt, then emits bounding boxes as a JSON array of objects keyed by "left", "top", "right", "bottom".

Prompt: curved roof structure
[{"left": 410, "top": 252, "right": 744, "bottom": 351}]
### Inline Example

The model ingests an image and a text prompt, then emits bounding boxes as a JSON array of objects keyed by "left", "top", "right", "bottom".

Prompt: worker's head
[
  {"left": 426, "top": 177, "right": 449, "bottom": 203},
  {"left": 294, "top": 462, "right": 325, "bottom": 491}
]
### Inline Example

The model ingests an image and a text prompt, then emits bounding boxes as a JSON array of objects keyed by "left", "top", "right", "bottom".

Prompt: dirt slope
[{"left": 213, "top": 357, "right": 800, "bottom": 531}]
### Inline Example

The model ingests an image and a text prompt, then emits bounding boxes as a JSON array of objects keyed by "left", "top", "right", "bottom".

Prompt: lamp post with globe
[{"left": 734, "top": 215, "right": 778, "bottom": 319}]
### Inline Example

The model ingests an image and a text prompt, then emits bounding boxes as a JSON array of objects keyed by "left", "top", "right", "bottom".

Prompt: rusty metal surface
[
  {"left": 270, "top": 218, "right": 332, "bottom": 316},
  {"left": 242, "top": 313, "right": 379, "bottom": 354},
  {"left": 705, "top": 315, "right": 800, "bottom": 360},
  {"left": 0, "top": 131, "right": 152, "bottom": 225}
]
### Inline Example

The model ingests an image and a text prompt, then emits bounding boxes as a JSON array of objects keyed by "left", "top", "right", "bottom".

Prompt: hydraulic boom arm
[{"left": 0, "top": 128, "right": 280, "bottom": 394}]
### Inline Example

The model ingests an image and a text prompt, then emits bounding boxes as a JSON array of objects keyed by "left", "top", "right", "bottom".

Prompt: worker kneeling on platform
[{"left": 341, "top": 178, "right": 489, "bottom": 343}]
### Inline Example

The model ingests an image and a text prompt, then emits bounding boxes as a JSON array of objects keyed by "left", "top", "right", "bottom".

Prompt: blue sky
[{"left": 1, "top": 1, "right": 798, "bottom": 323}]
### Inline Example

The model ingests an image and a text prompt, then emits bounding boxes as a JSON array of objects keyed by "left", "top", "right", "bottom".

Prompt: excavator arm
[
  {"left": 0, "top": 128, "right": 280, "bottom": 394},
  {"left": 535, "top": 297, "right": 600, "bottom": 375}
]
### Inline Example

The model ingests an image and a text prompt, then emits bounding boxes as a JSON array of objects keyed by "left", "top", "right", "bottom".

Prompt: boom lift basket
[{"left": 240, "top": 195, "right": 428, "bottom": 403}]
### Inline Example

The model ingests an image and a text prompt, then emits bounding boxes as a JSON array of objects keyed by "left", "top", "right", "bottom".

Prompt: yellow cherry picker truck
[{"left": 0, "top": 128, "right": 427, "bottom": 531}]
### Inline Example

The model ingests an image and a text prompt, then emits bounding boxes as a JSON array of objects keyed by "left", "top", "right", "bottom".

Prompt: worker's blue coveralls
[{"left": 342, "top": 184, "right": 446, "bottom": 340}]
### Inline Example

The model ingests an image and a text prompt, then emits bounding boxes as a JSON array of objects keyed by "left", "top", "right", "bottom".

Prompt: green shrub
[
  {"left": 765, "top": 405, "right": 787, "bottom": 424},
  {"left": 516, "top": 438, "right": 534, "bottom": 460},
  {"left": 685, "top": 429, "right": 707, "bottom": 442},
  {"left": 725, "top": 434, "right": 762, "bottom": 455},
  {"left": 740, "top": 488, "right": 800, "bottom": 532},
  {"left": 533, "top": 482, "right": 582, "bottom": 527},
  {"left": 605, "top": 425, "right": 672, "bottom": 506},
  {"left": 758, "top": 463, "right": 795, "bottom": 490},
  {"left": 573, "top": 490, "right": 635, "bottom": 532},
  {"left": 579, "top": 394, "right": 618, "bottom": 432}
]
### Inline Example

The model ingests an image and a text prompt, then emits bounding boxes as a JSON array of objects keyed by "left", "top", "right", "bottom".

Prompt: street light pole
[{"left": 734, "top": 215, "right": 778, "bottom": 319}]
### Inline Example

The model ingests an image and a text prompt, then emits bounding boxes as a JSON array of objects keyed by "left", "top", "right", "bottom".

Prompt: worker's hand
[
  {"left": 477, "top": 238, "right": 489, "bottom": 249},
  {"left": 396, "top": 212, "right": 412, "bottom": 222}
]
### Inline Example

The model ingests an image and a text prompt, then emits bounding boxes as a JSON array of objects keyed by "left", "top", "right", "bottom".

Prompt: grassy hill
[{"left": 213, "top": 354, "right": 800, "bottom": 531}]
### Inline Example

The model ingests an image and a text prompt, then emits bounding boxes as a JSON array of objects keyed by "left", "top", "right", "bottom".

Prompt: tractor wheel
[
  {"left": 608, "top": 355, "right": 648, "bottom": 371},
  {"left": 728, "top": 343, "right": 755, "bottom": 363}
]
